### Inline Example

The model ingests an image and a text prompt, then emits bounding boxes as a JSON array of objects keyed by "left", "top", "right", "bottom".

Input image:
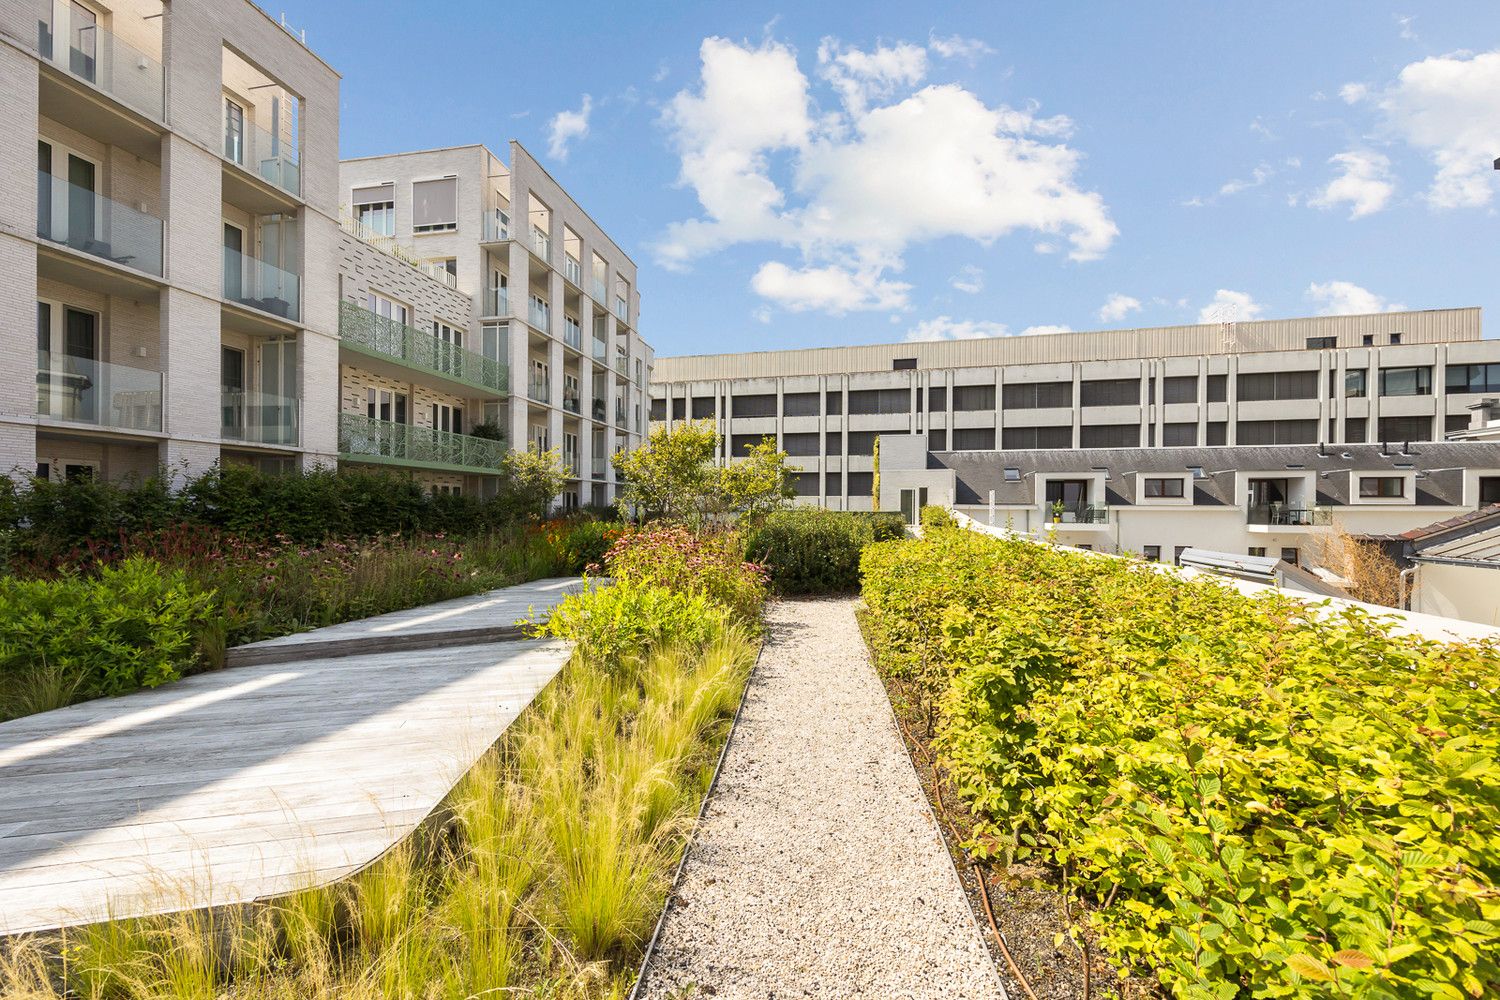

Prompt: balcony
[
  {"left": 531, "top": 226, "right": 550, "bottom": 260},
  {"left": 37, "top": 171, "right": 163, "bottom": 276},
  {"left": 565, "top": 255, "right": 583, "bottom": 286},
  {"left": 221, "top": 390, "right": 299, "bottom": 447},
  {"left": 223, "top": 247, "right": 300, "bottom": 321},
  {"left": 529, "top": 299, "right": 550, "bottom": 331},
  {"left": 38, "top": 12, "right": 164, "bottom": 121},
  {"left": 37, "top": 355, "right": 162, "bottom": 432},
  {"left": 563, "top": 390, "right": 581, "bottom": 415},
  {"left": 615, "top": 296, "right": 629, "bottom": 322},
  {"left": 1247, "top": 505, "right": 1332, "bottom": 529},
  {"left": 528, "top": 378, "right": 550, "bottom": 404},
  {"left": 592, "top": 396, "right": 607, "bottom": 422},
  {"left": 339, "top": 413, "right": 507, "bottom": 475},
  {"left": 592, "top": 337, "right": 608, "bottom": 362},
  {"left": 615, "top": 401, "right": 627, "bottom": 427},
  {"left": 563, "top": 319, "right": 583, "bottom": 351},
  {"left": 224, "top": 117, "right": 300, "bottom": 198},
  {"left": 482, "top": 208, "right": 510, "bottom": 242},
  {"left": 1042, "top": 503, "right": 1110, "bottom": 527},
  {"left": 592, "top": 277, "right": 607, "bottom": 301},
  {"left": 339, "top": 301, "right": 508, "bottom": 395},
  {"left": 485, "top": 288, "right": 510, "bottom": 317}
]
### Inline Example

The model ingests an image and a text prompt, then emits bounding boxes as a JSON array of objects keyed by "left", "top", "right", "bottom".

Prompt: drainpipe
[{"left": 1398, "top": 566, "right": 1417, "bottom": 610}]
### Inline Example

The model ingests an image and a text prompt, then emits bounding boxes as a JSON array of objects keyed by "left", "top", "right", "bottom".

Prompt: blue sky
[{"left": 281, "top": 2, "right": 1500, "bottom": 358}]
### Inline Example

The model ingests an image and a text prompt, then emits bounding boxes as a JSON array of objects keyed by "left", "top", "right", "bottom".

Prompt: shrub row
[
  {"left": 744, "top": 508, "right": 906, "bottom": 594},
  {"left": 861, "top": 527, "right": 1500, "bottom": 999}
]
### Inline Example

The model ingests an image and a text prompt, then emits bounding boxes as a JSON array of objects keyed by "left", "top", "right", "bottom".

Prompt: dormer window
[{"left": 1144, "top": 477, "right": 1185, "bottom": 498}]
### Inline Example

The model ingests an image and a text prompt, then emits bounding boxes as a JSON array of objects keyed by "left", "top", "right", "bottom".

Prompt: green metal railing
[
  {"left": 339, "top": 300, "right": 508, "bottom": 395},
  {"left": 338, "top": 412, "right": 507, "bottom": 473}
]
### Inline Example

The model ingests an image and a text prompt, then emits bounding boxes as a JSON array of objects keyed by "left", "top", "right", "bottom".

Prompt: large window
[
  {"left": 927, "top": 386, "right": 947, "bottom": 411},
  {"left": 1345, "top": 417, "right": 1367, "bottom": 442},
  {"left": 1237, "top": 370, "right": 1319, "bottom": 401},
  {"left": 649, "top": 398, "right": 666, "bottom": 421},
  {"left": 1236, "top": 419, "right": 1318, "bottom": 445},
  {"left": 848, "top": 388, "right": 909, "bottom": 415},
  {"left": 1002, "top": 381, "right": 1071, "bottom": 410},
  {"left": 1447, "top": 363, "right": 1500, "bottom": 394},
  {"left": 730, "top": 434, "right": 770, "bottom": 455},
  {"left": 412, "top": 177, "right": 458, "bottom": 233},
  {"left": 825, "top": 391, "right": 843, "bottom": 415},
  {"left": 783, "top": 391, "right": 819, "bottom": 416},
  {"left": 1001, "top": 425, "right": 1071, "bottom": 450},
  {"left": 1206, "top": 374, "right": 1228, "bottom": 403},
  {"left": 691, "top": 396, "right": 715, "bottom": 419},
  {"left": 1359, "top": 476, "right": 1405, "bottom": 498},
  {"left": 1163, "top": 376, "right": 1198, "bottom": 404},
  {"left": 1080, "top": 378, "right": 1141, "bottom": 407},
  {"left": 352, "top": 184, "right": 395, "bottom": 236},
  {"left": 846, "top": 472, "right": 873, "bottom": 497},
  {"left": 953, "top": 384, "right": 996, "bottom": 411},
  {"left": 791, "top": 472, "right": 819, "bottom": 496},
  {"left": 1163, "top": 422, "right": 1197, "bottom": 446},
  {"left": 1379, "top": 366, "right": 1432, "bottom": 397},
  {"left": 1080, "top": 423, "right": 1140, "bottom": 448},
  {"left": 928, "top": 429, "right": 947, "bottom": 451},
  {"left": 1377, "top": 415, "right": 1432, "bottom": 442},
  {"left": 845, "top": 431, "right": 879, "bottom": 456},
  {"left": 782, "top": 433, "right": 819, "bottom": 456},
  {"left": 1480, "top": 477, "right": 1500, "bottom": 505},
  {"left": 1144, "top": 477, "right": 1185, "bottom": 498},
  {"left": 951, "top": 427, "right": 995, "bottom": 450},
  {"left": 731, "top": 393, "right": 776, "bottom": 418},
  {"left": 1345, "top": 370, "right": 1368, "bottom": 398}
]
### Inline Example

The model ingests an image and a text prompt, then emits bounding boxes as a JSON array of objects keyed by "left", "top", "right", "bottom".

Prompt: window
[
  {"left": 846, "top": 472, "right": 873, "bottom": 497},
  {"left": 365, "top": 387, "right": 407, "bottom": 423},
  {"left": 1362, "top": 334, "right": 1375, "bottom": 346},
  {"left": 951, "top": 428, "right": 995, "bottom": 450},
  {"left": 1447, "top": 363, "right": 1500, "bottom": 394},
  {"left": 412, "top": 177, "right": 458, "bottom": 232},
  {"left": 791, "top": 472, "right": 819, "bottom": 497},
  {"left": 1187, "top": 466, "right": 1206, "bottom": 479},
  {"left": 1446, "top": 414, "right": 1471, "bottom": 435},
  {"left": 1378, "top": 415, "right": 1432, "bottom": 442},
  {"left": 927, "top": 386, "right": 947, "bottom": 411},
  {"left": 1345, "top": 417, "right": 1367, "bottom": 443},
  {"left": 1080, "top": 424, "right": 1140, "bottom": 448},
  {"left": 1359, "top": 476, "right": 1405, "bottom": 498},
  {"left": 1248, "top": 547, "right": 1267, "bottom": 558},
  {"left": 691, "top": 396, "right": 715, "bottom": 419},
  {"left": 1144, "top": 477, "right": 1185, "bottom": 498},
  {"left": 731, "top": 394, "right": 777, "bottom": 418},
  {"left": 431, "top": 403, "right": 462, "bottom": 433},
  {"left": 1344, "top": 370, "right": 1368, "bottom": 398},
  {"left": 824, "top": 472, "right": 843, "bottom": 497},
  {"left": 1206, "top": 421, "right": 1227, "bottom": 445},
  {"left": 1001, "top": 425, "right": 1071, "bottom": 450},
  {"left": 825, "top": 391, "right": 843, "bottom": 415},
  {"left": 1163, "top": 376, "right": 1198, "bottom": 404},
  {"left": 1280, "top": 547, "right": 1300, "bottom": 565},
  {"left": 1480, "top": 477, "right": 1500, "bottom": 505},
  {"left": 730, "top": 434, "right": 770, "bottom": 455},
  {"left": 1142, "top": 545, "right": 1161, "bottom": 561},
  {"left": 848, "top": 388, "right": 909, "bottom": 415},
  {"left": 1379, "top": 366, "right": 1432, "bottom": 397},
  {"left": 224, "top": 98, "right": 244, "bottom": 163},
  {"left": 892, "top": 358, "right": 916, "bottom": 370},
  {"left": 352, "top": 184, "right": 395, "bottom": 236},
  {"left": 783, "top": 392, "right": 819, "bottom": 416},
  {"left": 825, "top": 431, "right": 842, "bottom": 454},
  {"left": 1390, "top": 333, "right": 1402, "bottom": 345},
  {"left": 845, "top": 431, "right": 879, "bottom": 456},
  {"left": 366, "top": 290, "right": 409, "bottom": 325},
  {"left": 1206, "top": 374, "right": 1227, "bottom": 403},
  {"left": 1306, "top": 336, "right": 1336, "bottom": 349},
  {"left": 649, "top": 398, "right": 666, "bottom": 421},
  {"left": 672, "top": 398, "right": 686, "bottom": 420},
  {"left": 1163, "top": 422, "right": 1197, "bottom": 447},
  {"left": 1237, "top": 370, "right": 1318, "bottom": 401},
  {"left": 928, "top": 429, "right": 947, "bottom": 451},
  {"left": 1173, "top": 545, "right": 1188, "bottom": 565},
  {"left": 953, "top": 385, "right": 996, "bottom": 411},
  {"left": 1004, "top": 467, "right": 1021, "bottom": 482},
  {"left": 1236, "top": 419, "right": 1318, "bottom": 445},
  {"left": 1003, "top": 381, "right": 1071, "bottom": 410},
  {"left": 782, "top": 433, "right": 819, "bottom": 456},
  {"left": 1080, "top": 378, "right": 1141, "bottom": 407}
]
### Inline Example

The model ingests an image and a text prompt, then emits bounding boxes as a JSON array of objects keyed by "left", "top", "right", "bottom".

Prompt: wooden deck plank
[{"left": 0, "top": 579, "right": 578, "bottom": 937}]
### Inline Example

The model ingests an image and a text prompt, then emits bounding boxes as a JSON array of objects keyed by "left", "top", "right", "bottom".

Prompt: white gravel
[{"left": 639, "top": 597, "right": 1006, "bottom": 999}]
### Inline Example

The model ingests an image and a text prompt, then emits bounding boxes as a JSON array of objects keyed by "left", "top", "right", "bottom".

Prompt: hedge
[
  {"left": 744, "top": 508, "right": 905, "bottom": 594},
  {"left": 861, "top": 526, "right": 1500, "bottom": 999}
]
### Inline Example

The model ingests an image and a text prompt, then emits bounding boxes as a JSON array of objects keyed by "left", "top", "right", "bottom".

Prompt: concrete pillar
[
  {"left": 0, "top": 43, "right": 39, "bottom": 478},
  {"left": 506, "top": 241, "right": 529, "bottom": 449}
]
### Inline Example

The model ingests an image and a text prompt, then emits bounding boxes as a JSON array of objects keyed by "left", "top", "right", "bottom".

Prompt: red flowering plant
[{"left": 602, "top": 524, "right": 769, "bottom": 625}]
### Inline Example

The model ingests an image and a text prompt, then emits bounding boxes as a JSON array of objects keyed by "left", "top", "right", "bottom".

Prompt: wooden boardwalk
[{"left": 0, "top": 579, "right": 581, "bottom": 936}]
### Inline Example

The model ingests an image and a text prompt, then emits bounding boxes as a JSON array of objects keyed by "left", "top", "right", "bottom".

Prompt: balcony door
[
  {"left": 37, "top": 141, "right": 98, "bottom": 251},
  {"left": 1248, "top": 478, "right": 1289, "bottom": 508},
  {"left": 221, "top": 346, "right": 245, "bottom": 437},
  {"left": 224, "top": 98, "right": 245, "bottom": 164},
  {"left": 223, "top": 223, "right": 244, "bottom": 300},
  {"left": 258, "top": 338, "right": 297, "bottom": 445},
  {"left": 1044, "top": 480, "right": 1089, "bottom": 507},
  {"left": 433, "top": 319, "right": 462, "bottom": 375},
  {"left": 37, "top": 301, "right": 98, "bottom": 422},
  {"left": 68, "top": 1, "right": 98, "bottom": 83}
]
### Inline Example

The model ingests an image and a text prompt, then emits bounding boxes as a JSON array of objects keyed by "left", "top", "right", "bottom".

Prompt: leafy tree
[
  {"left": 495, "top": 447, "right": 569, "bottom": 522},
  {"left": 613, "top": 420, "right": 791, "bottom": 525}
]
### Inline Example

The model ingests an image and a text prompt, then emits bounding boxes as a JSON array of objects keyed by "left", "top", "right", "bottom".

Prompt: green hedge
[
  {"left": 0, "top": 556, "right": 216, "bottom": 712},
  {"left": 745, "top": 508, "right": 906, "bottom": 594},
  {"left": 861, "top": 527, "right": 1500, "bottom": 998}
]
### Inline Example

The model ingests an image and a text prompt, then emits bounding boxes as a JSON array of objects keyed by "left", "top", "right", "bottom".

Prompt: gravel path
[{"left": 639, "top": 597, "right": 1006, "bottom": 999}]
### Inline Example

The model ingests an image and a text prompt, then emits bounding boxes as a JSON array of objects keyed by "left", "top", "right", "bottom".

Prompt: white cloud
[
  {"left": 1098, "top": 293, "right": 1142, "bottom": 323},
  {"left": 950, "top": 264, "right": 984, "bottom": 294},
  {"left": 929, "top": 33, "right": 994, "bottom": 61},
  {"left": 1019, "top": 324, "right": 1072, "bottom": 336},
  {"left": 653, "top": 61, "right": 670, "bottom": 83},
  {"left": 1307, "top": 150, "right": 1394, "bottom": 218},
  {"left": 1249, "top": 117, "right": 1277, "bottom": 140},
  {"left": 1198, "top": 289, "right": 1264, "bottom": 324},
  {"left": 1219, "top": 164, "right": 1273, "bottom": 196},
  {"left": 905, "top": 316, "right": 1009, "bottom": 341},
  {"left": 1372, "top": 49, "right": 1500, "bottom": 208},
  {"left": 1306, "top": 280, "right": 1405, "bottom": 316},
  {"left": 1339, "top": 82, "right": 1369, "bottom": 104},
  {"left": 546, "top": 94, "right": 592, "bottom": 161},
  {"left": 656, "top": 35, "right": 1117, "bottom": 310},
  {"left": 750, "top": 261, "right": 910, "bottom": 313},
  {"left": 1396, "top": 14, "right": 1417, "bottom": 41}
]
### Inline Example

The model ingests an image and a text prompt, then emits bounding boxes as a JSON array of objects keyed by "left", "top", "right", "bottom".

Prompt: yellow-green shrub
[{"left": 861, "top": 530, "right": 1500, "bottom": 999}]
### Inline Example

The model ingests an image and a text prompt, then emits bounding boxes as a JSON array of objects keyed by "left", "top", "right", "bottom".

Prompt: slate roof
[
  {"left": 1402, "top": 504, "right": 1500, "bottom": 566},
  {"left": 928, "top": 442, "right": 1500, "bottom": 508}
]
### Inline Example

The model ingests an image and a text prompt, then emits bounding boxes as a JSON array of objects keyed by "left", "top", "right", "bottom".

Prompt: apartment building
[
  {"left": 339, "top": 145, "right": 653, "bottom": 509},
  {"left": 874, "top": 434, "right": 1500, "bottom": 564},
  {"left": 649, "top": 308, "right": 1500, "bottom": 511},
  {"left": 1, "top": 0, "right": 341, "bottom": 482}
]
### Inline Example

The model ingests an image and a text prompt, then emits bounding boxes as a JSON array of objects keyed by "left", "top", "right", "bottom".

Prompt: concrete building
[
  {"left": 2, "top": 0, "right": 341, "bottom": 482},
  {"left": 649, "top": 308, "right": 1500, "bottom": 511},
  {"left": 339, "top": 145, "right": 653, "bottom": 508},
  {"left": 1401, "top": 505, "right": 1500, "bottom": 626},
  {"left": 873, "top": 436, "right": 1500, "bottom": 565}
]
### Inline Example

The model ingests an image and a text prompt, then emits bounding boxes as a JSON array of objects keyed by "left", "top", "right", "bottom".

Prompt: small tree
[
  {"left": 494, "top": 447, "right": 569, "bottom": 522},
  {"left": 614, "top": 420, "right": 791, "bottom": 525},
  {"left": 1309, "top": 524, "right": 1403, "bottom": 607}
]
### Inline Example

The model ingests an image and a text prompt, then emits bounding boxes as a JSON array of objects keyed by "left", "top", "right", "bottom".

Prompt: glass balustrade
[
  {"left": 528, "top": 378, "right": 550, "bottom": 404},
  {"left": 224, "top": 116, "right": 300, "bottom": 197},
  {"left": 223, "top": 246, "right": 300, "bottom": 321},
  {"left": 482, "top": 208, "right": 510, "bottom": 242},
  {"left": 485, "top": 287, "right": 510, "bottom": 317},
  {"left": 563, "top": 320, "right": 582, "bottom": 350},
  {"left": 531, "top": 226, "right": 550, "bottom": 260},
  {"left": 565, "top": 255, "right": 582, "bottom": 285},
  {"left": 36, "top": 354, "right": 162, "bottom": 431},
  {"left": 38, "top": 13, "right": 164, "bottom": 119},
  {"left": 220, "top": 389, "right": 300, "bottom": 446},
  {"left": 37, "top": 170, "right": 163, "bottom": 275},
  {"left": 528, "top": 300, "right": 550, "bottom": 330}
]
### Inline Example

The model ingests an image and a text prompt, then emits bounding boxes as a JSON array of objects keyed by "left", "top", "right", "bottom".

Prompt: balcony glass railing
[
  {"left": 1246, "top": 504, "right": 1331, "bottom": 527},
  {"left": 565, "top": 255, "right": 582, "bottom": 286},
  {"left": 1044, "top": 504, "right": 1109, "bottom": 525},
  {"left": 220, "top": 389, "right": 299, "bottom": 446},
  {"left": 485, "top": 287, "right": 510, "bottom": 317},
  {"left": 37, "top": 14, "right": 164, "bottom": 120},
  {"left": 37, "top": 170, "right": 163, "bottom": 276},
  {"left": 592, "top": 337, "right": 608, "bottom": 362},
  {"left": 36, "top": 354, "right": 162, "bottom": 431},
  {"left": 592, "top": 397, "right": 607, "bottom": 422},
  {"left": 592, "top": 278, "right": 607, "bottom": 302},
  {"left": 529, "top": 300, "right": 550, "bottom": 331},
  {"left": 224, "top": 117, "right": 300, "bottom": 197},
  {"left": 223, "top": 246, "right": 300, "bottom": 321},
  {"left": 482, "top": 208, "right": 510, "bottom": 242},
  {"left": 339, "top": 413, "right": 507, "bottom": 472},
  {"left": 339, "top": 301, "right": 508, "bottom": 394},
  {"left": 531, "top": 226, "right": 550, "bottom": 260},
  {"left": 563, "top": 320, "right": 582, "bottom": 350},
  {"left": 615, "top": 401, "right": 627, "bottom": 426},
  {"left": 528, "top": 379, "right": 550, "bottom": 404},
  {"left": 615, "top": 296, "right": 629, "bottom": 322},
  {"left": 563, "top": 391, "right": 581, "bottom": 414}
]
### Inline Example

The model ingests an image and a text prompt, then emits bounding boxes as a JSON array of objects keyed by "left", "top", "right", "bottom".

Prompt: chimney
[{"left": 1470, "top": 397, "right": 1500, "bottom": 430}]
